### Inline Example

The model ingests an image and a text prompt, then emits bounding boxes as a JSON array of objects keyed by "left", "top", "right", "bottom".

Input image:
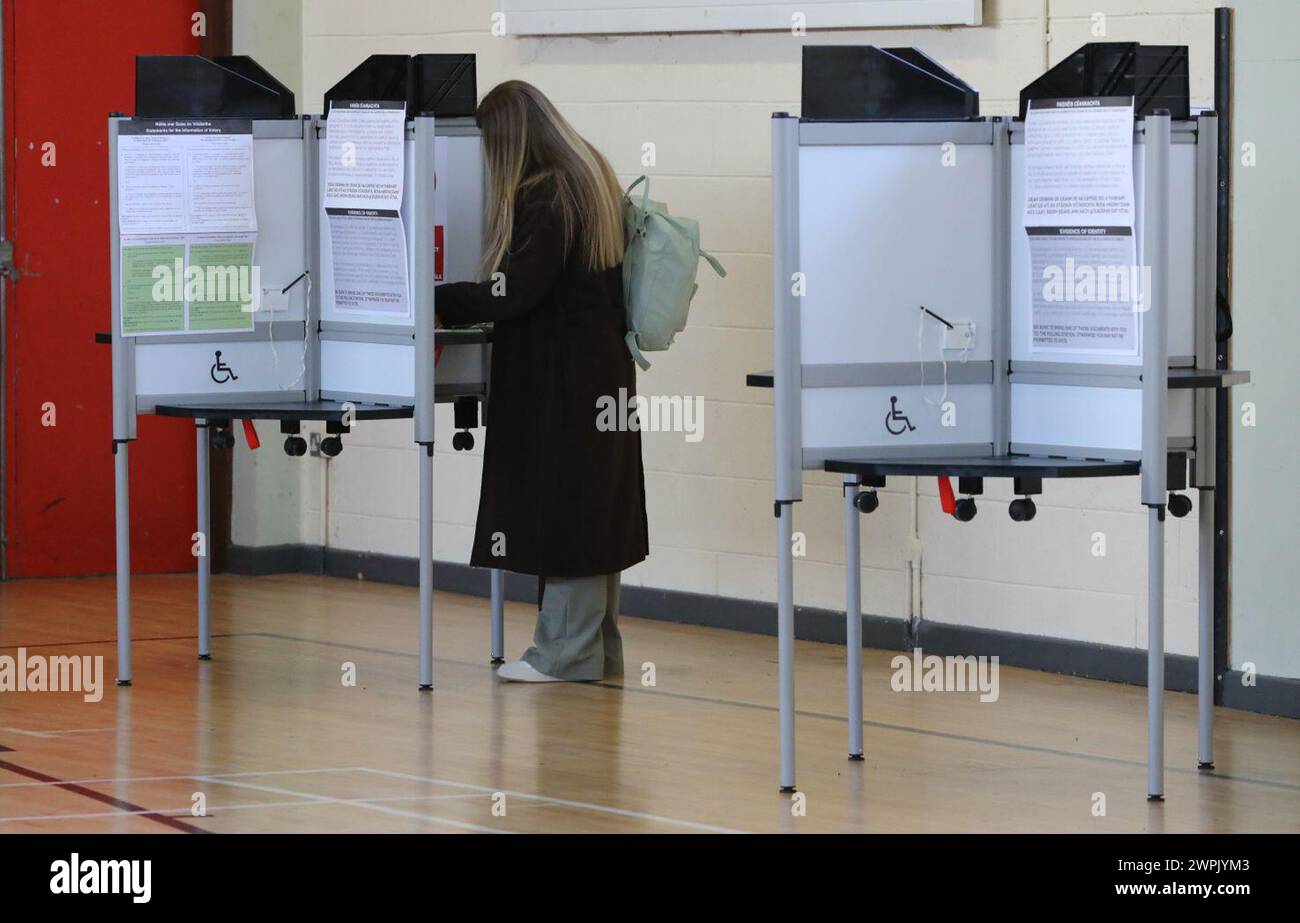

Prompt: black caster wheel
[
  {"left": 1009, "top": 498, "right": 1037, "bottom": 522},
  {"left": 452, "top": 430, "right": 475, "bottom": 451},
  {"left": 212, "top": 429, "right": 235, "bottom": 450},
  {"left": 320, "top": 435, "right": 343, "bottom": 458},
  {"left": 854, "top": 490, "right": 879, "bottom": 514},
  {"left": 953, "top": 497, "right": 977, "bottom": 522},
  {"left": 1168, "top": 493, "right": 1192, "bottom": 518},
  {"left": 284, "top": 435, "right": 307, "bottom": 457}
]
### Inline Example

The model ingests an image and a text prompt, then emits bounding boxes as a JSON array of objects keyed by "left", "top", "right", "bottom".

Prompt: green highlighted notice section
[
  {"left": 121, "top": 243, "right": 185, "bottom": 335},
  {"left": 188, "top": 241, "right": 256, "bottom": 331}
]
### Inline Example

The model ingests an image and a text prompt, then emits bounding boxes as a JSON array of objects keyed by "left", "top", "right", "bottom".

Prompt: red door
[{"left": 4, "top": 1, "right": 203, "bottom": 577}]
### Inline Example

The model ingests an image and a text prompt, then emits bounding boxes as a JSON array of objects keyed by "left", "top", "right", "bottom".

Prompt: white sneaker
[{"left": 496, "top": 660, "right": 565, "bottom": 683}]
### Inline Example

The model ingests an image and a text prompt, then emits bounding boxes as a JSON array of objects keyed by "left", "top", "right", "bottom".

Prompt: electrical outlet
[{"left": 943, "top": 320, "right": 976, "bottom": 351}]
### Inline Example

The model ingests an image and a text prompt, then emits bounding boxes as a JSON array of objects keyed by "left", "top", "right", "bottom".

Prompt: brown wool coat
[{"left": 435, "top": 177, "right": 649, "bottom": 578}]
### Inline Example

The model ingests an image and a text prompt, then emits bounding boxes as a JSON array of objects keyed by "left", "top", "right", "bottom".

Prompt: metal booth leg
[
  {"left": 1147, "top": 506, "right": 1166, "bottom": 801},
  {"left": 843, "top": 477, "right": 864, "bottom": 761},
  {"left": 777, "top": 502, "right": 796, "bottom": 793},
  {"left": 1197, "top": 489, "right": 1215, "bottom": 769},
  {"left": 114, "top": 441, "right": 132, "bottom": 686},
  {"left": 196, "top": 420, "right": 212, "bottom": 660},
  {"left": 490, "top": 568, "right": 505, "bottom": 664},
  {"left": 419, "top": 446, "right": 434, "bottom": 690}
]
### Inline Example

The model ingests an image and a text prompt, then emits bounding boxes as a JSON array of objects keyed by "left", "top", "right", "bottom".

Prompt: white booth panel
[
  {"left": 320, "top": 340, "right": 414, "bottom": 399},
  {"left": 135, "top": 339, "right": 307, "bottom": 402},
  {"left": 802, "top": 383, "right": 994, "bottom": 455},
  {"left": 1167, "top": 142, "right": 1197, "bottom": 360},
  {"left": 798, "top": 143, "right": 995, "bottom": 366},
  {"left": 1009, "top": 139, "right": 1197, "bottom": 365},
  {"left": 1169, "top": 387, "right": 1195, "bottom": 440},
  {"left": 1010, "top": 383, "right": 1141, "bottom": 454},
  {"left": 251, "top": 137, "right": 307, "bottom": 323},
  {"left": 435, "top": 343, "right": 489, "bottom": 390},
  {"left": 1010, "top": 382, "right": 1196, "bottom": 454},
  {"left": 441, "top": 136, "right": 485, "bottom": 285}
]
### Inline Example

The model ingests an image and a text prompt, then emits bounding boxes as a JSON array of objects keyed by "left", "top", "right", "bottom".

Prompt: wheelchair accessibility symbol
[
  {"left": 210, "top": 350, "right": 239, "bottom": 385},
  {"left": 884, "top": 395, "right": 915, "bottom": 436}
]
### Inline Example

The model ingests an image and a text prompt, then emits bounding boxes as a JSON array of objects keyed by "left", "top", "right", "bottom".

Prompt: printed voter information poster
[
  {"left": 325, "top": 209, "right": 411, "bottom": 316},
  {"left": 1023, "top": 97, "right": 1140, "bottom": 357},
  {"left": 323, "top": 100, "right": 406, "bottom": 211},
  {"left": 1027, "top": 227, "right": 1139, "bottom": 355},
  {"left": 116, "top": 119, "right": 260, "bottom": 336},
  {"left": 120, "top": 240, "right": 187, "bottom": 335},
  {"left": 323, "top": 100, "right": 411, "bottom": 320},
  {"left": 187, "top": 236, "right": 258, "bottom": 332},
  {"left": 1023, "top": 97, "right": 1135, "bottom": 228}
]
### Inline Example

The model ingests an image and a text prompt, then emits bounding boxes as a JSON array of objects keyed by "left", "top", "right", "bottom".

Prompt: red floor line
[{"left": 0, "top": 758, "right": 210, "bottom": 834}]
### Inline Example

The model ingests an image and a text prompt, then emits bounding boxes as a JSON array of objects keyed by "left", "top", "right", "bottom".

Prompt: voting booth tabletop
[{"left": 154, "top": 399, "right": 412, "bottom": 422}]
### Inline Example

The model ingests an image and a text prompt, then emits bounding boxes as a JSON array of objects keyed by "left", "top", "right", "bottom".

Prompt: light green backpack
[{"left": 621, "top": 175, "right": 726, "bottom": 370}]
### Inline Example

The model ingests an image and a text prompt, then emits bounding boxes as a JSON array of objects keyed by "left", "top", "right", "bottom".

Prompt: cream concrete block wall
[
  {"left": 1222, "top": 0, "right": 1300, "bottom": 680},
  {"left": 283, "top": 0, "right": 1221, "bottom": 655}
]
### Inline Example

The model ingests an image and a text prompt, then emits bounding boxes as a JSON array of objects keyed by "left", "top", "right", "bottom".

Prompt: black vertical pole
[{"left": 1212, "top": 5, "right": 1233, "bottom": 706}]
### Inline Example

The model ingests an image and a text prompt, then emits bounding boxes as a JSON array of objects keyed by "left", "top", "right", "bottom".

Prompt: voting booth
[
  {"left": 754, "top": 44, "right": 1249, "bottom": 799},
  {"left": 109, "top": 54, "right": 504, "bottom": 691}
]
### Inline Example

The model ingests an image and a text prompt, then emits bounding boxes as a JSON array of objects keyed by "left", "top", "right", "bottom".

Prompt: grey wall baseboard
[
  {"left": 1222, "top": 670, "right": 1300, "bottom": 719},
  {"left": 226, "top": 543, "right": 1299, "bottom": 720},
  {"left": 225, "top": 543, "right": 324, "bottom": 576}
]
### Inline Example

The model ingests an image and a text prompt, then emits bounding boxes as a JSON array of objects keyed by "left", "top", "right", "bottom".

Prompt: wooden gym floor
[{"left": 0, "top": 573, "right": 1297, "bottom": 834}]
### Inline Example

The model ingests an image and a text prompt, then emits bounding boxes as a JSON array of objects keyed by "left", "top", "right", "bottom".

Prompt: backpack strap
[
  {"left": 625, "top": 330, "right": 652, "bottom": 371},
  {"left": 624, "top": 175, "right": 651, "bottom": 231},
  {"left": 699, "top": 248, "right": 727, "bottom": 278}
]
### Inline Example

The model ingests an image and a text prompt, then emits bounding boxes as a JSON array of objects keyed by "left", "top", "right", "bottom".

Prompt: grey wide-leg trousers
[{"left": 522, "top": 573, "right": 624, "bottom": 681}]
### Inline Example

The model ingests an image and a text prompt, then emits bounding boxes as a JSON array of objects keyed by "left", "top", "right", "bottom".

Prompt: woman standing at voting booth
[{"left": 436, "top": 81, "right": 649, "bottom": 683}]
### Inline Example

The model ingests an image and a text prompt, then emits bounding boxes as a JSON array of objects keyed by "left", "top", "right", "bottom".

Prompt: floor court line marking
[
  {"left": 357, "top": 767, "right": 748, "bottom": 834},
  {"left": 0, "top": 758, "right": 207, "bottom": 834},
  {"left": 0, "top": 763, "right": 743, "bottom": 833},
  {"left": 0, "top": 633, "right": 238, "bottom": 652},
  {"left": 0, "top": 765, "right": 363, "bottom": 790},
  {"left": 0, "top": 727, "right": 117, "bottom": 738},
  {"left": 239, "top": 630, "right": 1300, "bottom": 794},
  {"left": 0, "top": 792, "right": 487, "bottom": 824},
  {"left": 9, "top": 624, "right": 1296, "bottom": 795},
  {"left": 196, "top": 775, "right": 512, "bottom": 834}
]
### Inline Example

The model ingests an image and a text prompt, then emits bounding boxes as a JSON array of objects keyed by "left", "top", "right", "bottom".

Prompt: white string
[
  {"left": 918, "top": 308, "right": 974, "bottom": 410},
  {"left": 269, "top": 272, "right": 309, "bottom": 392},
  {"left": 918, "top": 308, "right": 948, "bottom": 408}
]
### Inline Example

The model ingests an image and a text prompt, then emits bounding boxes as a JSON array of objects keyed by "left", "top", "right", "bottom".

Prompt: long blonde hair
[{"left": 476, "top": 80, "right": 624, "bottom": 278}]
